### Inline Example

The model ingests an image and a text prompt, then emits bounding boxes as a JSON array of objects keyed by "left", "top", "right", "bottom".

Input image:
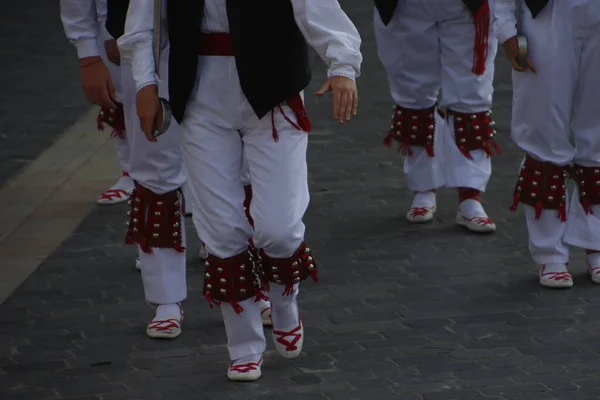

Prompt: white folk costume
[
  {"left": 119, "top": 0, "right": 361, "bottom": 381},
  {"left": 61, "top": 0, "right": 188, "bottom": 338},
  {"left": 374, "top": 0, "right": 499, "bottom": 232},
  {"left": 494, "top": 0, "right": 600, "bottom": 288},
  {"left": 61, "top": 0, "right": 134, "bottom": 205}
]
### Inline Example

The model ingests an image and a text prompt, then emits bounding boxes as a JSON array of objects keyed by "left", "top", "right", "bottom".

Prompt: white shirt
[
  {"left": 493, "top": 0, "right": 518, "bottom": 44},
  {"left": 118, "top": 0, "right": 363, "bottom": 93},
  {"left": 60, "top": 0, "right": 113, "bottom": 59}
]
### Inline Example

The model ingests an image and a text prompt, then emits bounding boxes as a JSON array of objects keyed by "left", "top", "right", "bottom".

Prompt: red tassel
[
  {"left": 492, "top": 140, "right": 501, "bottom": 155},
  {"left": 230, "top": 300, "right": 244, "bottom": 315},
  {"left": 310, "top": 269, "right": 318, "bottom": 283},
  {"left": 558, "top": 203, "right": 567, "bottom": 222},
  {"left": 471, "top": 0, "right": 490, "bottom": 75},
  {"left": 261, "top": 276, "right": 270, "bottom": 292},
  {"left": 283, "top": 283, "right": 294, "bottom": 296},
  {"left": 534, "top": 200, "right": 543, "bottom": 220},
  {"left": 204, "top": 293, "right": 220, "bottom": 308},
  {"left": 424, "top": 143, "right": 435, "bottom": 157},
  {"left": 383, "top": 133, "right": 394, "bottom": 148},
  {"left": 97, "top": 115, "right": 105, "bottom": 131},
  {"left": 460, "top": 147, "right": 474, "bottom": 160},
  {"left": 173, "top": 243, "right": 185, "bottom": 253},
  {"left": 582, "top": 198, "right": 592, "bottom": 215},
  {"left": 255, "top": 291, "right": 269, "bottom": 302},
  {"left": 509, "top": 195, "right": 520, "bottom": 211},
  {"left": 287, "top": 94, "right": 312, "bottom": 133},
  {"left": 271, "top": 109, "right": 279, "bottom": 142}
]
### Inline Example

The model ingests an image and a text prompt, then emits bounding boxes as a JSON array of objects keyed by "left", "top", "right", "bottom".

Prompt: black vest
[
  {"left": 525, "top": 0, "right": 549, "bottom": 18},
  {"left": 167, "top": 0, "right": 312, "bottom": 123},
  {"left": 105, "top": 0, "right": 130, "bottom": 40},
  {"left": 374, "top": 0, "right": 549, "bottom": 25}
]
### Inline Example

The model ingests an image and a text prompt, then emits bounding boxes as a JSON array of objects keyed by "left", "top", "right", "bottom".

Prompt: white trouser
[
  {"left": 511, "top": 0, "right": 600, "bottom": 263},
  {"left": 120, "top": 47, "right": 188, "bottom": 305},
  {"left": 180, "top": 55, "right": 307, "bottom": 360},
  {"left": 374, "top": 0, "right": 497, "bottom": 192},
  {"left": 97, "top": 36, "right": 131, "bottom": 174}
]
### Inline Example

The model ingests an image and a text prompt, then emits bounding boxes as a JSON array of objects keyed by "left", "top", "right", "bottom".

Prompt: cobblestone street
[{"left": 2, "top": 1, "right": 600, "bottom": 399}]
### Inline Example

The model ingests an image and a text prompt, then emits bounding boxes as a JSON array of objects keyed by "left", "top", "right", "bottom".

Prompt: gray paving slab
[
  {"left": 0, "top": 1, "right": 91, "bottom": 187},
  {"left": 2, "top": 1, "right": 600, "bottom": 399}
]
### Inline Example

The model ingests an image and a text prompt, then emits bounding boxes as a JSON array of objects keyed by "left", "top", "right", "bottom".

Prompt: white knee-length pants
[
  {"left": 180, "top": 55, "right": 307, "bottom": 360},
  {"left": 374, "top": 0, "right": 498, "bottom": 192},
  {"left": 120, "top": 46, "right": 188, "bottom": 305},
  {"left": 511, "top": 0, "right": 600, "bottom": 263}
]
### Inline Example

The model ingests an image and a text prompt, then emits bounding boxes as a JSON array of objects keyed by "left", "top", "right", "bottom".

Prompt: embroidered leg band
[
  {"left": 570, "top": 165, "right": 600, "bottom": 215},
  {"left": 258, "top": 242, "right": 318, "bottom": 296},
  {"left": 203, "top": 248, "right": 260, "bottom": 314},
  {"left": 509, "top": 155, "right": 568, "bottom": 221},
  {"left": 97, "top": 102, "right": 126, "bottom": 139},
  {"left": 383, "top": 105, "right": 436, "bottom": 156},
  {"left": 125, "top": 182, "right": 185, "bottom": 253},
  {"left": 447, "top": 109, "right": 499, "bottom": 159}
]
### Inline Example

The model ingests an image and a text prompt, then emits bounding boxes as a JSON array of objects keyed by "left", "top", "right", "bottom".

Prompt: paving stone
[{"left": 3, "top": 1, "right": 600, "bottom": 399}]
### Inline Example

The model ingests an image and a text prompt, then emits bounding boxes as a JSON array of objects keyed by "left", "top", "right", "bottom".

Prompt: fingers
[
  {"left": 341, "top": 91, "right": 353, "bottom": 122},
  {"left": 527, "top": 58, "right": 537, "bottom": 73},
  {"left": 351, "top": 91, "right": 358, "bottom": 117},
  {"left": 139, "top": 116, "right": 157, "bottom": 142},
  {"left": 509, "top": 57, "right": 526, "bottom": 73},
  {"left": 332, "top": 89, "right": 342, "bottom": 121}
]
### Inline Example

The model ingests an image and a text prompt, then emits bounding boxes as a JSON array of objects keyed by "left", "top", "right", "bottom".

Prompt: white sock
[
  {"left": 233, "top": 353, "right": 262, "bottom": 364},
  {"left": 411, "top": 191, "right": 436, "bottom": 208},
  {"left": 458, "top": 198, "right": 487, "bottom": 218},
  {"left": 541, "top": 263, "right": 569, "bottom": 275},
  {"left": 587, "top": 253, "right": 600, "bottom": 268},
  {"left": 155, "top": 303, "right": 181, "bottom": 320}
]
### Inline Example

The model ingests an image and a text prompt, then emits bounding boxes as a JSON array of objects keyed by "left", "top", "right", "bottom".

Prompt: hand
[
  {"left": 79, "top": 56, "right": 117, "bottom": 108},
  {"left": 316, "top": 75, "right": 358, "bottom": 123},
  {"left": 502, "top": 35, "right": 536, "bottom": 73},
  {"left": 104, "top": 39, "right": 121, "bottom": 66},
  {"left": 136, "top": 84, "right": 163, "bottom": 142}
]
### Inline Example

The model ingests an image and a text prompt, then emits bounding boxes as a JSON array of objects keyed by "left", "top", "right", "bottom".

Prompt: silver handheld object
[
  {"left": 515, "top": 1, "right": 528, "bottom": 68},
  {"left": 152, "top": 0, "right": 172, "bottom": 137}
]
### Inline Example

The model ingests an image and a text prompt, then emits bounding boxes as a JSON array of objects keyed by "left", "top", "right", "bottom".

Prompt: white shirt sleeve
[
  {"left": 60, "top": 0, "right": 101, "bottom": 59},
  {"left": 493, "top": 0, "right": 518, "bottom": 44},
  {"left": 116, "top": 0, "right": 159, "bottom": 92},
  {"left": 290, "top": 0, "right": 363, "bottom": 80}
]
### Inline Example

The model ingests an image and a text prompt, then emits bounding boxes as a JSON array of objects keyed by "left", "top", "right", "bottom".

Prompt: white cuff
[
  {"left": 74, "top": 37, "right": 101, "bottom": 59},
  {"left": 327, "top": 65, "right": 357, "bottom": 80},
  {"left": 495, "top": 23, "right": 518, "bottom": 45},
  {"left": 136, "top": 79, "right": 159, "bottom": 94}
]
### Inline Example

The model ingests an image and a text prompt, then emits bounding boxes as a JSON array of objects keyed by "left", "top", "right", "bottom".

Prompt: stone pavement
[
  {"left": 0, "top": 1, "right": 91, "bottom": 187},
  {"left": 2, "top": 1, "right": 600, "bottom": 399}
]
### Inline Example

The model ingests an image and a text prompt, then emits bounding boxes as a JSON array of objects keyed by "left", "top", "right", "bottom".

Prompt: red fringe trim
[{"left": 472, "top": 0, "right": 490, "bottom": 75}]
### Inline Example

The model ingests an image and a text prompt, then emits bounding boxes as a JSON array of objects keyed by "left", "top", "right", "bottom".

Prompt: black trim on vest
[
  {"left": 167, "top": 0, "right": 312, "bottom": 124},
  {"left": 105, "top": 0, "right": 130, "bottom": 40}
]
